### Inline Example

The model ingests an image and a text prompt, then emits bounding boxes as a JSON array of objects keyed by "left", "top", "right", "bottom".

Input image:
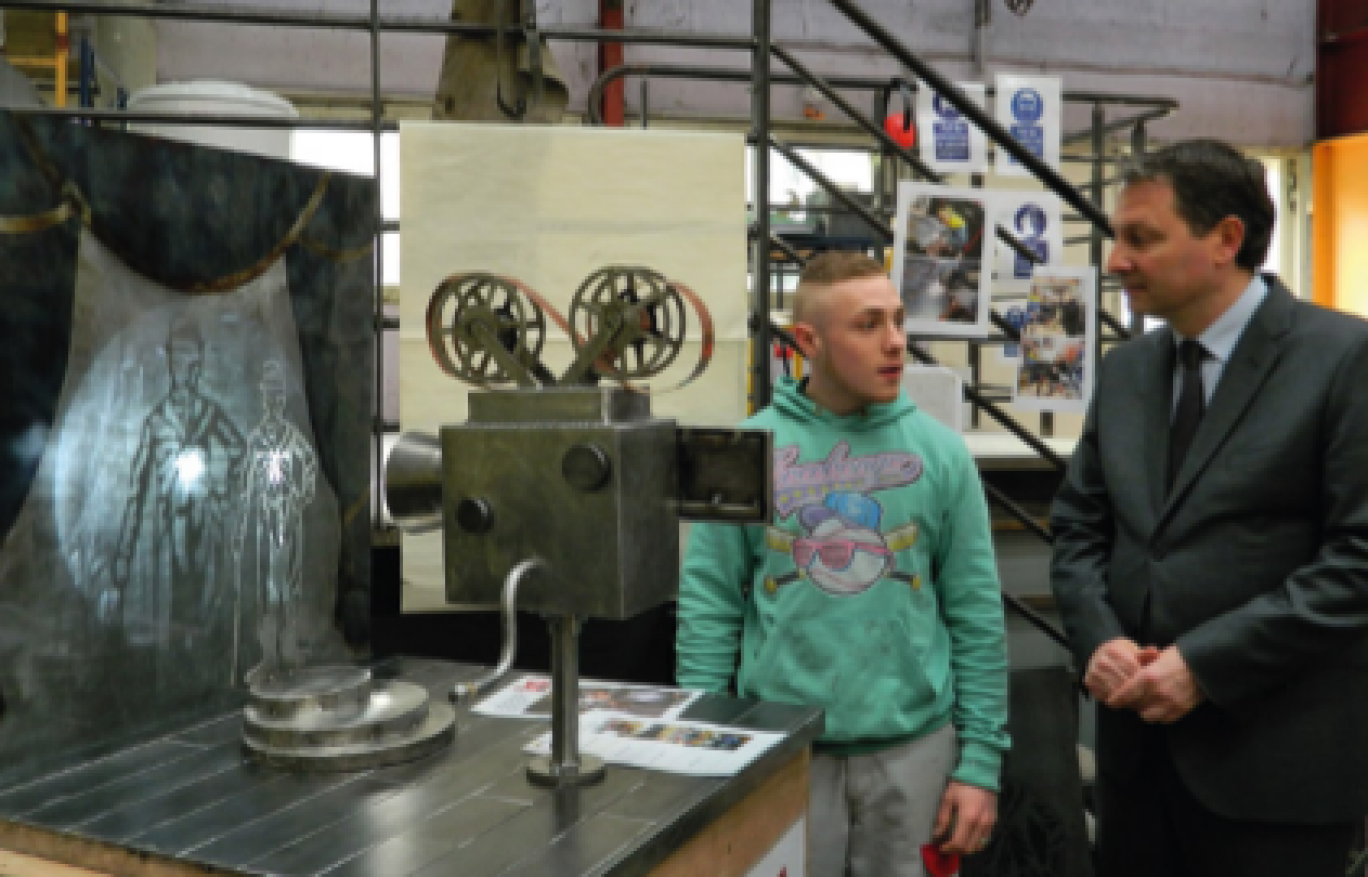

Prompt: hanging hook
[{"left": 495, "top": 0, "right": 546, "bottom": 122}]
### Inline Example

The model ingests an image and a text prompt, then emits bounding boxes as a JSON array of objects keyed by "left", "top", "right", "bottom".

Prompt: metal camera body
[
  {"left": 389, "top": 388, "right": 772, "bottom": 614},
  {"left": 444, "top": 388, "right": 680, "bottom": 617}
]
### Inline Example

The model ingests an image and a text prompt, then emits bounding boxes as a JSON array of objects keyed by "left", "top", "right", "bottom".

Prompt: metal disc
[
  {"left": 568, "top": 266, "right": 686, "bottom": 381},
  {"left": 425, "top": 273, "right": 546, "bottom": 387}
]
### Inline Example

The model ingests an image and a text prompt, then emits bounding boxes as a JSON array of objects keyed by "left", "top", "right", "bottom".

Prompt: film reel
[
  {"left": 567, "top": 266, "right": 686, "bottom": 381},
  {"left": 425, "top": 273, "right": 547, "bottom": 387}
]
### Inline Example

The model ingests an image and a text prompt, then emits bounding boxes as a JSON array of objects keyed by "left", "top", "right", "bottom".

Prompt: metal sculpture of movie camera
[{"left": 386, "top": 267, "right": 772, "bottom": 787}]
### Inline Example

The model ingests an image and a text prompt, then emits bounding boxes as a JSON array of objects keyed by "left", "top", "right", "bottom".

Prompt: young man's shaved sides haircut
[{"left": 793, "top": 251, "right": 889, "bottom": 327}]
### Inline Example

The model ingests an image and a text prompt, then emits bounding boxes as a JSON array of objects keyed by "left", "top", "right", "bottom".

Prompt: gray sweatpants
[{"left": 808, "top": 723, "right": 958, "bottom": 877}]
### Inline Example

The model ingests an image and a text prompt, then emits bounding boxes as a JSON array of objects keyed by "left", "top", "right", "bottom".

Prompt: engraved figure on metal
[
  {"left": 102, "top": 313, "right": 246, "bottom": 693},
  {"left": 233, "top": 359, "right": 318, "bottom": 685}
]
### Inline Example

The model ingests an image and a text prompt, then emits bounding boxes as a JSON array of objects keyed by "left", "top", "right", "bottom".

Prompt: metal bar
[
  {"left": 983, "top": 482, "right": 1053, "bottom": 547},
  {"left": 588, "top": 61, "right": 1176, "bottom": 112},
  {"left": 752, "top": 0, "right": 773, "bottom": 410},
  {"left": 584, "top": 61, "right": 1175, "bottom": 112},
  {"left": 1099, "top": 310, "right": 1130, "bottom": 340},
  {"left": 1, "top": 106, "right": 400, "bottom": 130},
  {"left": 54, "top": 10, "right": 67, "bottom": 109},
  {"left": 549, "top": 615, "right": 579, "bottom": 769},
  {"left": 1090, "top": 102, "right": 1107, "bottom": 354},
  {"left": 1129, "top": 120, "right": 1148, "bottom": 336},
  {"left": 1062, "top": 106, "right": 1172, "bottom": 146},
  {"left": 3, "top": 0, "right": 377, "bottom": 29},
  {"left": 584, "top": 63, "right": 896, "bottom": 123},
  {"left": 826, "top": 0, "right": 1113, "bottom": 236},
  {"left": 1002, "top": 590, "right": 1072, "bottom": 651},
  {"left": 767, "top": 135, "right": 891, "bottom": 241},
  {"left": 767, "top": 231, "right": 809, "bottom": 267},
  {"left": 0, "top": 1, "right": 758, "bottom": 47},
  {"left": 371, "top": 0, "right": 384, "bottom": 531},
  {"left": 5, "top": 56, "right": 59, "bottom": 68}
]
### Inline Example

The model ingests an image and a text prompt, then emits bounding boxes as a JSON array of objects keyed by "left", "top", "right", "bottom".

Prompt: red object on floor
[
  {"left": 883, "top": 113, "right": 916, "bottom": 150},
  {"left": 921, "top": 843, "right": 961, "bottom": 877}
]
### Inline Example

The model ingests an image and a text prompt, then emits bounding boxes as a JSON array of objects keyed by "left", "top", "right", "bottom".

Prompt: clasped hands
[{"left": 1085, "top": 638, "right": 1203, "bottom": 723}]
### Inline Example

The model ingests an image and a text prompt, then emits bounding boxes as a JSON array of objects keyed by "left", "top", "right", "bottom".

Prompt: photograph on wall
[
  {"left": 917, "top": 81, "right": 988, "bottom": 174},
  {"left": 0, "top": 112, "right": 374, "bottom": 783},
  {"left": 994, "top": 73, "right": 1062, "bottom": 178},
  {"left": 1012, "top": 266, "right": 1097, "bottom": 414},
  {"left": 891, "top": 182, "right": 995, "bottom": 338},
  {"left": 993, "top": 190, "right": 1063, "bottom": 293}
]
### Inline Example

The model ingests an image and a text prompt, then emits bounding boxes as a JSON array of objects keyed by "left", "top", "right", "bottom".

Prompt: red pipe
[{"left": 599, "top": 0, "right": 625, "bottom": 126}]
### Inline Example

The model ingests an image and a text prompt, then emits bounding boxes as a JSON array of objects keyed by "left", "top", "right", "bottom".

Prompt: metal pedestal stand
[{"left": 527, "top": 613, "right": 605, "bottom": 787}]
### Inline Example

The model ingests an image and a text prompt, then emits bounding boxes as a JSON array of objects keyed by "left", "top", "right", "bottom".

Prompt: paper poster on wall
[
  {"left": 994, "top": 191, "right": 1063, "bottom": 293},
  {"left": 918, "top": 81, "right": 988, "bottom": 174},
  {"left": 1012, "top": 266, "right": 1096, "bottom": 414},
  {"left": 399, "top": 123, "right": 748, "bottom": 609},
  {"left": 994, "top": 74, "right": 1062, "bottom": 178},
  {"left": 891, "top": 182, "right": 995, "bottom": 338}
]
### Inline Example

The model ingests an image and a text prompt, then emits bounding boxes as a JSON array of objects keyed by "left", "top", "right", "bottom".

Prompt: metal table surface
[{"left": 0, "top": 658, "right": 822, "bottom": 877}]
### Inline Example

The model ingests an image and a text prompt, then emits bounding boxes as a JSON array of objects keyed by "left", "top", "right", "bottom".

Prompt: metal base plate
[
  {"left": 243, "top": 679, "right": 432, "bottom": 749},
  {"left": 526, "top": 754, "right": 606, "bottom": 788},
  {"left": 241, "top": 664, "right": 455, "bottom": 772},
  {"left": 248, "top": 666, "right": 372, "bottom": 719},
  {"left": 243, "top": 701, "right": 457, "bottom": 772}
]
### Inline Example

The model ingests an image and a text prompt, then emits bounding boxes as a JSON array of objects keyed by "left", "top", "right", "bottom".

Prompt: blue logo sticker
[
  {"left": 1012, "top": 88, "right": 1044, "bottom": 122},
  {"left": 933, "top": 94, "right": 961, "bottom": 121},
  {"left": 1015, "top": 204, "right": 1047, "bottom": 237}
]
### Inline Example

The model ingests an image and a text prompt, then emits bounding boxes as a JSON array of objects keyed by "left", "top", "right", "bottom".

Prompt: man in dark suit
[{"left": 1050, "top": 138, "right": 1368, "bottom": 876}]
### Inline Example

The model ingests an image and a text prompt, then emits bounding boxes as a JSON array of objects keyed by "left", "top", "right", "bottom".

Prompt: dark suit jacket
[{"left": 1050, "top": 275, "right": 1368, "bottom": 824}]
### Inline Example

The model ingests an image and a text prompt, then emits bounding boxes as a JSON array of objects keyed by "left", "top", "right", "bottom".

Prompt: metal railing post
[
  {"left": 752, "top": 0, "right": 773, "bottom": 409},
  {"left": 371, "top": 0, "right": 384, "bottom": 530}
]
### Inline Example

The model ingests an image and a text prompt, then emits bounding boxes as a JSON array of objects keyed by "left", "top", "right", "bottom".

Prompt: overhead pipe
[
  {"left": 0, "top": 1, "right": 758, "bottom": 47},
  {"left": 599, "top": 0, "right": 625, "bottom": 126}
]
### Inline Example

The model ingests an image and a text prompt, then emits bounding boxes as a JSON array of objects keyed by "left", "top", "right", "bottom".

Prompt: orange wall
[{"left": 1313, "top": 135, "right": 1368, "bottom": 314}]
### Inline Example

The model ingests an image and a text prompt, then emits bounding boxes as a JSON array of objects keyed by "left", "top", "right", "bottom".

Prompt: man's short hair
[
  {"left": 793, "top": 251, "right": 888, "bottom": 325},
  {"left": 1119, "top": 139, "right": 1275, "bottom": 271}
]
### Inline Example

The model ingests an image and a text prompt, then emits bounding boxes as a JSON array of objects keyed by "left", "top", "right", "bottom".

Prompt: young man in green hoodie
[{"left": 677, "top": 251, "right": 1009, "bottom": 875}]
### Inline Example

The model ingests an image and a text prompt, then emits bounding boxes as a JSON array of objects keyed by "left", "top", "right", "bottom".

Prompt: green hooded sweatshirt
[{"left": 677, "top": 376, "right": 1010, "bottom": 791}]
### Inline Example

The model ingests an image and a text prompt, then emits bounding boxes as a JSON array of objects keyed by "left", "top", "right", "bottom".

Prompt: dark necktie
[{"left": 1168, "top": 338, "right": 1207, "bottom": 491}]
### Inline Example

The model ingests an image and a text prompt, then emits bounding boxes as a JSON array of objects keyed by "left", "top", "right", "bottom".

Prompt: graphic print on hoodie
[{"left": 763, "top": 440, "right": 924, "bottom": 597}]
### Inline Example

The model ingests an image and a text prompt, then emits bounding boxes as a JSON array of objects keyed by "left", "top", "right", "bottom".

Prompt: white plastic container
[{"left": 126, "top": 80, "right": 297, "bottom": 160}]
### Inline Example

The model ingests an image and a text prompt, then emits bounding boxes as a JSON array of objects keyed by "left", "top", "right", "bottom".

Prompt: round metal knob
[
  {"left": 455, "top": 498, "right": 494, "bottom": 533},
  {"left": 562, "top": 443, "right": 612, "bottom": 492}
]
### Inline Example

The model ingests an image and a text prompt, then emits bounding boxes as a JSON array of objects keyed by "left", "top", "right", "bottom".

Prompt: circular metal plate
[
  {"left": 248, "top": 666, "right": 372, "bottom": 720},
  {"left": 242, "top": 701, "right": 457, "bottom": 773},
  {"left": 243, "top": 680, "right": 431, "bottom": 749}
]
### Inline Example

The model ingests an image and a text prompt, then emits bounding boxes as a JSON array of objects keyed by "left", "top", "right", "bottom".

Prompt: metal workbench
[{"left": 0, "top": 658, "right": 822, "bottom": 876}]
